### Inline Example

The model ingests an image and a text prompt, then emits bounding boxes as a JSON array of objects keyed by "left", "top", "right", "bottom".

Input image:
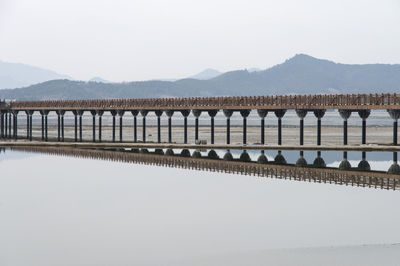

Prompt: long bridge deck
[{"left": 1, "top": 93, "right": 400, "bottom": 147}]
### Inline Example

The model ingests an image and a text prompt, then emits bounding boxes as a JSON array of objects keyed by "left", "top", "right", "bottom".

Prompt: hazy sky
[{"left": 0, "top": 0, "right": 399, "bottom": 81}]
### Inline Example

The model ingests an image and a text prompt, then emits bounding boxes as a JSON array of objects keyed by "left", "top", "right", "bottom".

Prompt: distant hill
[
  {"left": 0, "top": 60, "right": 72, "bottom": 89},
  {"left": 188, "top": 68, "right": 222, "bottom": 80},
  {"left": 89, "top": 77, "right": 110, "bottom": 83},
  {"left": 1, "top": 54, "right": 400, "bottom": 100}
]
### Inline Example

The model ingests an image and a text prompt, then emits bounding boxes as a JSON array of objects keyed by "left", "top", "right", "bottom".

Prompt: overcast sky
[{"left": 0, "top": 0, "right": 399, "bottom": 81}]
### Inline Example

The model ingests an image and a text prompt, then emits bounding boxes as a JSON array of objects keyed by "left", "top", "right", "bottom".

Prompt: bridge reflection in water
[{"left": 6, "top": 146, "right": 400, "bottom": 191}]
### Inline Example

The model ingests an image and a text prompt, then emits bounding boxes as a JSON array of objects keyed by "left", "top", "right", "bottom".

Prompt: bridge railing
[{"left": 3, "top": 93, "right": 399, "bottom": 110}]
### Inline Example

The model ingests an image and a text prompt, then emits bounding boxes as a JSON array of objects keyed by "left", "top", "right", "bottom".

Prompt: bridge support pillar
[
  {"left": 257, "top": 110, "right": 268, "bottom": 145},
  {"left": 240, "top": 110, "right": 251, "bottom": 144},
  {"left": 181, "top": 110, "right": 190, "bottom": 144},
  {"left": 314, "top": 109, "right": 326, "bottom": 146},
  {"left": 72, "top": 111, "right": 78, "bottom": 142},
  {"left": 131, "top": 110, "right": 138, "bottom": 143},
  {"left": 339, "top": 110, "right": 352, "bottom": 145},
  {"left": 0, "top": 111, "right": 3, "bottom": 138},
  {"left": 140, "top": 110, "right": 149, "bottom": 143},
  {"left": 208, "top": 110, "right": 218, "bottom": 144},
  {"left": 223, "top": 110, "right": 233, "bottom": 145},
  {"left": 8, "top": 112, "right": 12, "bottom": 139},
  {"left": 155, "top": 110, "right": 163, "bottom": 143},
  {"left": 40, "top": 111, "right": 49, "bottom": 141},
  {"left": 56, "top": 110, "right": 65, "bottom": 142},
  {"left": 388, "top": 110, "right": 400, "bottom": 145},
  {"left": 118, "top": 110, "right": 125, "bottom": 143},
  {"left": 274, "top": 110, "right": 286, "bottom": 145},
  {"left": 110, "top": 110, "right": 117, "bottom": 142},
  {"left": 12, "top": 111, "right": 18, "bottom": 139},
  {"left": 295, "top": 110, "right": 307, "bottom": 145},
  {"left": 90, "top": 111, "right": 96, "bottom": 142},
  {"left": 77, "top": 110, "right": 84, "bottom": 142},
  {"left": 166, "top": 110, "right": 174, "bottom": 143},
  {"left": 97, "top": 111, "right": 104, "bottom": 142},
  {"left": 358, "top": 110, "right": 370, "bottom": 145},
  {"left": 192, "top": 110, "right": 202, "bottom": 142}
]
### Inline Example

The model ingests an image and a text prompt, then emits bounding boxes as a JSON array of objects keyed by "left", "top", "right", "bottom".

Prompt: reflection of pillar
[
  {"left": 257, "top": 110, "right": 268, "bottom": 145},
  {"left": 313, "top": 109, "right": 326, "bottom": 146},
  {"left": 223, "top": 110, "right": 233, "bottom": 145},
  {"left": 388, "top": 110, "right": 400, "bottom": 145},
  {"left": 295, "top": 110, "right": 307, "bottom": 145},
  {"left": 166, "top": 110, "right": 174, "bottom": 143},
  {"left": 118, "top": 110, "right": 125, "bottom": 143},
  {"left": 208, "top": 110, "right": 218, "bottom": 144},
  {"left": 274, "top": 110, "right": 286, "bottom": 145},
  {"left": 339, "top": 110, "right": 352, "bottom": 145},
  {"left": 240, "top": 110, "right": 251, "bottom": 144},
  {"left": 140, "top": 110, "right": 149, "bottom": 143},
  {"left": 388, "top": 152, "right": 400, "bottom": 174},
  {"left": 155, "top": 110, "right": 163, "bottom": 143},
  {"left": 192, "top": 110, "right": 202, "bottom": 142},
  {"left": 180, "top": 110, "right": 190, "bottom": 144},
  {"left": 131, "top": 110, "right": 139, "bottom": 143},
  {"left": 358, "top": 110, "right": 371, "bottom": 145}
]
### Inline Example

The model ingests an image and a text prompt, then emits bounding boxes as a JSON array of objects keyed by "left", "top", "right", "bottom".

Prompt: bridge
[
  {"left": 6, "top": 146, "right": 400, "bottom": 190},
  {"left": 1, "top": 93, "right": 400, "bottom": 146}
]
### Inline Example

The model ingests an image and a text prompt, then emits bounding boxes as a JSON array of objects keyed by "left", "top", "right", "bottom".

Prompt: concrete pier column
[
  {"left": 274, "top": 110, "right": 286, "bottom": 145},
  {"left": 208, "top": 110, "right": 218, "bottom": 144},
  {"left": 77, "top": 110, "right": 84, "bottom": 142},
  {"left": 313, "top": 151, "right": 326, "bottom": 168},
  {"left": 56, "top": 110, "right": 65, "bottom": 142},
  {"left": 388, "top": 152, "right": 400, "bottom": 174},
  {"left": 339, "top": 110, "right": 352, "bottom": 145},
  {"left": 257, "top": 110, "right": 268, "bottom": 145},
  {"left": 24, "top": 111, "right": 30, "bottom": 140},
  {"left": 388, "top": 110, "right": 400, "bottom": 145},
  {"left": 118, "top": 110, "right": 125, "bottom": 143},
  {"left": 313, "top": 109, "right": 326, "bottom": 146},
  {"left": 295, "top": 109, "right": 307, "bottom": 145},
  {"left": 180, "top": 110, "right": 190, "bottom": 144},
  {"left": 166, "top": 110, "right": 174, "bottom": 143},
  {"left": 192, "top": 110, "right": 202, "bottom": 142},
  {"left": 110, "top": 110, "right": 117, "bottom": 142},
  {"left": 90, "top": 111, "right": 97, "bottom": 142},
  {"left": 12, "top": 111, "right": 18, "bottom": 139},
  {"left": 29, "top": 112, "right": 33, "bottom": 141},
  {"left": 40, "top": 111, "right": 49, "bottom": 141},
  {"left": 131, "top": 110, "right": 139, "bottom": 143},
  {"left": 240, "top": 110, "right": 251, "bottom": 145},
  {"left": 358, "top": 110, "right": 371, "bottom": 145},
  {"left": 155, "top": 110, "right": 163, "bottom": 143},
  {"left": 40, "top": 111, "right": 45, "bottom": 140},
  {"left": 8, "top": 112, "right": 12, "bottom": 138},
  {"left": 140, "top": 110, "right": 149, "bottom": 143},
  {"left": 4, "top": 111, "right": 7, "bottom": 138},
  {"left": 97, "top": 111, "right": 104, "bottom": 142},
  {"left": 0, "top": 111, "right": 3, "bottom": 138},
  {"left": 358, "top": 151, "right": 371, "bottom": 171},
  {"left": 72, "top": 111, "right": 78, "bottom": 142},
  {"left": 223, "top": 110, "right": 233, "bottom": 145}
]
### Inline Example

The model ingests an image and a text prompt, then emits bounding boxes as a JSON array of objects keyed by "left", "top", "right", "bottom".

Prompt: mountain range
[{"left": 1, "top": 54, "right": 400, "bottom": 100}]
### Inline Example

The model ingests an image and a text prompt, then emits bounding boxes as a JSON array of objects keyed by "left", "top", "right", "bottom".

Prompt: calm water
[{"left": 0, "top": 148, "right": 400, "bottom": 266}]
